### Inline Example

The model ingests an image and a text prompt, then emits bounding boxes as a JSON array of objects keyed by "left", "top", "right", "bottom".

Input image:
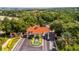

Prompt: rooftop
[{"left": 27, "top": 25, "right": 50, "bottom": 34}]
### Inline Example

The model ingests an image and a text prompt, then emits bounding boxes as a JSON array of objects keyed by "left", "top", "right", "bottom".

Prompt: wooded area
[{"left": 0, "top": 8, "right": 79, "bottom": 51}]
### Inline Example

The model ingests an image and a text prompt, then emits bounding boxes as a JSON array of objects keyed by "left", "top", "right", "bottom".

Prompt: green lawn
[
  {"left": 0, "top": 37, "right": 8, "bottom": 51},
  {"left": 0, "top": 36, "right": 20, "bottom": 51},
  {"left": 8, "top": 37, "right": 19, "bottom": 51},
  {"left": 2, "top": 37, "right": 20, "bottom": 51}
]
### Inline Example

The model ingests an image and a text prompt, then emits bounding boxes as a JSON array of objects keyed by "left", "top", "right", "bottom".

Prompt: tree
[
  {"left": 2, "top": 17, "right": 12, "bottom": 34},
  {"left": 50, "top": 20, "right": 64, "bottom": 36}
]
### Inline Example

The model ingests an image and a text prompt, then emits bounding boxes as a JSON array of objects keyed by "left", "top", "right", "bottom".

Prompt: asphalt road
[
  {"left": 20, "top": 38, "right": 43, "bottom": 51},
  {"left": 13, "top": 38, "right": 57, "bottom": 51}
]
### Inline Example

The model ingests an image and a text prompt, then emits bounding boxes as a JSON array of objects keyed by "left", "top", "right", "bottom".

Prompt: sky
[{"left": 0, "top": 0, "right": 79, "bottom": 7}]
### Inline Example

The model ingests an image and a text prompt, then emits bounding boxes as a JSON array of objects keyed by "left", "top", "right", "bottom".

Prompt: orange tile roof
[{"left": 27, "top": 25, "right": 50, "bottom": 34}]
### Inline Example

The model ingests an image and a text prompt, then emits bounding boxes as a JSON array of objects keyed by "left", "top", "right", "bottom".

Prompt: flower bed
[{"left": 31, "top": 37, "right": 42, "bottom": 47}]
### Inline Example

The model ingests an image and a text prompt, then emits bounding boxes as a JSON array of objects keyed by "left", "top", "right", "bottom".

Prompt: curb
[
  {"left": 12, "top": 38, "right": 26, "bottom": 51},
  {"left": 11, "top": 38, "right": 22, "bottom": 51}
]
